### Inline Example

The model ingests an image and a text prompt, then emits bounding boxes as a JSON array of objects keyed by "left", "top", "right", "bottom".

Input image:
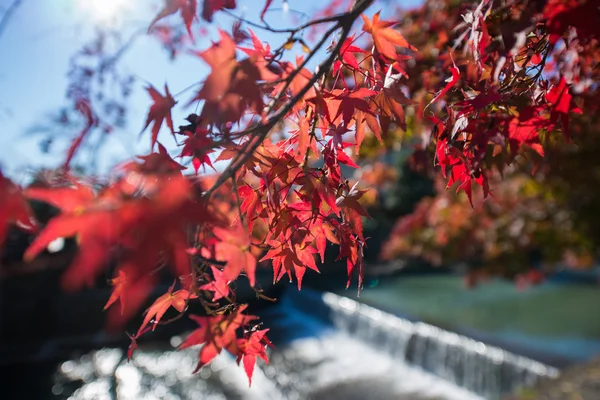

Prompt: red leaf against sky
[
  {"left": 362, "top": 12, "right": 416, "bottom": 61},
  {"left": 179, "top": 127, "right": 216, "bottom": 173},
  {"left": 199, "top": 265, "right": 232, "bottom": 301},
  {"left": 142, "top": 84, "right": 177, "bottom": 149},
  {"left": 148, "top": 0, "right": 197, "bottom": 39},
  {"left": 65, "top": 99, "right": 96, "bottom": 169},
  {"left": 273, "top": 57, "right": 316, "bottom": 110},
  {"left": 325, "top": 88, "right": 377, "bottom": 128},
  {"left": 239, "top": 29, "right": 273, "bottom": 61},
  {"left": 190, "top": 30, "right": 265, "bottom": 127},
  {"left": 260, "top": 0, "right": 274, "bottom": 20},
  {"left": 202, "top": 0, "right": 236, "bottom": 22},
  {"left": 123, "top": 142, "right": 186, "bottom": 176},
  {"left": 332, "top": 35, "right": 365, "bottom": 75}
]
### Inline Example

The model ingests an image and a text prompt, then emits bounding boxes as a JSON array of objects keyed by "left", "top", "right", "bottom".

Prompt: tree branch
[{"left": 202, "top": 0, "right": 373, "bottom": 199}]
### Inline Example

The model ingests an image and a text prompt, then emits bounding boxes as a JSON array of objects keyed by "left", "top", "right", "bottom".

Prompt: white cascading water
[
  {"left": 52, "top": 291, "right": 559, "bottom": 400},
  {"left": 322, "top": 292, "right": 560, "bottom": 399}
]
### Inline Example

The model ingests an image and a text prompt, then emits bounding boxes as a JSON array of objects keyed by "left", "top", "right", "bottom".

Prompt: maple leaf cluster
[
  {"left": 1, "top": 0, "right": 598, "bottom": 386},
  {"left": 377, "top": 0, "right": 599, "bottom": 286}
]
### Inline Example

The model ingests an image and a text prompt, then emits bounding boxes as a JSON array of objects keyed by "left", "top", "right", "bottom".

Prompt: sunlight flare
[{"left": 79, "top": 0, "right": 128, "bottom": 24}]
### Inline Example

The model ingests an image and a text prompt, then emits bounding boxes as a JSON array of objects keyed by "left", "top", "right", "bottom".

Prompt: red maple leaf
[
  {"left": 237, "top": 184, "right": 264, "bottom": 233},
  {"left": 234, "top": 329, "right": 271, "bottom": 385},
  {"left": 273, "top": 57, "right": 317, "bottom": 110},
  {"left": 332, "top": 35, "right": 365, "bottom": 75},
  {"left": 362, "top": 11, "right": 416, "bottom": 61},
  {"left": 325, "top": 88, "right": 377, "bottom": 128},
  {"left": 179, "top": 128, "right": 216, "bottom": 173},
  {"left": 137, "top": 282, "right": 196, "bottom": 334},
  {"left": 142, "top": 84, "right": 177, "bottom": 149},
  {"left": 544, "top": 0, "right": 600, "bottom": 44},
  {"left": 122, "top": 142, "right": 186, "bottom": 175},
  {"left": 338, "top": 183, "right": 370, "bottom": 241},
  {"left": 210, "top": 222, "right": 257, "bottom": 286},
  {"left": 545, "top": 77, "right": 582, "bottom": 138},
  {"left": 507, "top": 106, "right": 551, "bottom": 157},
  {"left": 0, "top": 172, "right": 36, "bottom": 248},
  {"left": 447, "top": 162, "right": 489, "bottom": 207},
  {"left": 240, "top": 29, "right": 273, "bottom": 59},
  {"left": 260, "top": 234, "right": 320, "bottom": 290},
  {"left": 426, "top": 63, "right": 460, "bottom": 109},
  {"left": 202, "top": 0, "right": 237, "bottom": 22},
  {"left": 103, "top": 267, "right": 156, "bottom": 332},
  {"left": 26, "top": 175, "right": 214, "bottom": 331},
  {"left": 199, "top": 265, "right": 232, "bottom": 301},
  {"left": 103, "top": 269, "right": 128, "bottom": 314},
  {"left": 372, "top": 84, "right": 412, "bottom": 134},
  {"left": 24, "top": 182, "right": 126, "bottom": 290},
  {"left": 148, "top": 0, "right": 197, "bottom": 39},
  {"left": 179, "top": 305, "right": 257, "bottom": 373},
  {"left": 260, "top": 0, "right": 274, "bottom": 20},
  {"left": 190, "top": 30, "right": 264, "bottom": 127}
]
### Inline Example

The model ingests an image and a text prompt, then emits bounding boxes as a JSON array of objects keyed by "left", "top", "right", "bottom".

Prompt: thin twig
[
  {"left": 0, "top": 0, "right": 22, "bottom": 39},
  {"left": 222, "top": 8, "right": 346, "bottom": 34}
]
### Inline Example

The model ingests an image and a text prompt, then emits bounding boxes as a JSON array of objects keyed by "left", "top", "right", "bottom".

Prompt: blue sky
[{"left": 0, "top": 0, "right": 421, "bottom": 183}]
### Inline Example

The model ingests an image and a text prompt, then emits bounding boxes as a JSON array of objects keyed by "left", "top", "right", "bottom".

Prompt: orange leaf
[
  {"left": 138, "top": 283, "right": 196, "bottom": 334},
  {"left": 362, "top": 12, "right": 416, "bottom": 60},
  {"left": 213, "top": 223, "right": 257, "bottom": 286}
]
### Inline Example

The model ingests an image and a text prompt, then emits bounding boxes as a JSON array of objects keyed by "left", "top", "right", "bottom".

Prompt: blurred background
[{"left": 1, "top": 0, "right": 600, "bottom": 399}]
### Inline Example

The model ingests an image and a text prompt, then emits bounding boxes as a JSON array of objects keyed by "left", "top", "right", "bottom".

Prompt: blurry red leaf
[
  {"left": 148, "top": 0, "right": 197, "bottom": 39},
  {"left": 362, "top": 11, "right": 416, "bottom": 60},
  {"left": 202, "top": 0, "right": 236, "bottom": 22}
]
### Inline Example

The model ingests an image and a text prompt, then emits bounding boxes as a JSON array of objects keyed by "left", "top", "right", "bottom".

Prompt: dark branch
[{"left": 202, "top": 0, "right": 374, "bottom": 199}]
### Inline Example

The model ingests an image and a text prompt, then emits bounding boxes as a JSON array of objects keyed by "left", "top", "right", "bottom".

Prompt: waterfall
[
  {"left": 322, "top": 292, "right": 560, "bottom": 399},
  {"left": 51, "top": 289, "right": 561, "bottom": 400}
]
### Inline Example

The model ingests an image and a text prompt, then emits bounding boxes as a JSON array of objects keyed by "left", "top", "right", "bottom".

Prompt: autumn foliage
[{"left": 1, "top": 0, "right": 599, "bottom": 385}]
